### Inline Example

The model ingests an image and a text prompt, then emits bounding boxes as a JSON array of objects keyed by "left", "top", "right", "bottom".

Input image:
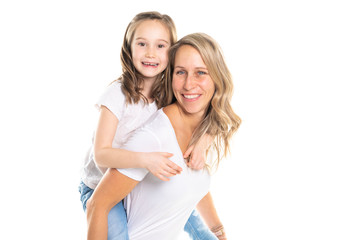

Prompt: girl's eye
[
  {"left": 138, "top": 42, "right": 146, "bottom": 47},
  {"left": 158, "top": 44, "right": 165, "bottom": 48}
]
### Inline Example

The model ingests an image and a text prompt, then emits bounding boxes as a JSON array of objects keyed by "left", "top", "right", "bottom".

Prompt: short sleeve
[
  {"left": 117, "top": 127, "right": 162, "bottom": 181},
  {"left": 95, "top": 81, "right": 125, "bottom": 121}
]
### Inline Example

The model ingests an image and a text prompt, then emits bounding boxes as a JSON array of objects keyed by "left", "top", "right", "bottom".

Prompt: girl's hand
[
  {"left": 183, "top": 134, "right": 213, "bottom": 170},
  {"left": 143, "top": 152, "right": 182, "bottom": 181},
  {"left": 183, "top": 145, "right": 206, "bottom": 170}
]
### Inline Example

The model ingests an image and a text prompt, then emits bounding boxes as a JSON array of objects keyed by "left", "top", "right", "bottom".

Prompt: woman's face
[{"left": 172, "top": 45, "right": 215, "bottom": 117}]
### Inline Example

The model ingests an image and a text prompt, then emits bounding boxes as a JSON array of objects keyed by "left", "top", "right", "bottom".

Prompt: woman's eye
[
  {"left": 198, "top": 71, "right": 207, "bottom": 75},
  {"left": 176, "top": 70, "right": 185, "bottom": 75}
]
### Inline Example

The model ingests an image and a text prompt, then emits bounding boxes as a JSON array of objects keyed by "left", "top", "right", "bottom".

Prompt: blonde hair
[
  {"left": 118, "top": 11, "right": 177, "bottom": 108},
  {"left": 166, "top": 33, "right": 241, "bottom": 169}
]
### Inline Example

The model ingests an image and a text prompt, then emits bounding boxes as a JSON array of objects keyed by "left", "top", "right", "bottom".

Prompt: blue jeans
[
  {"left": 79, "top": 181, "right": 217, "bottom": 240},
  {"left": 184, "top": 209, "right": 218, "bottom": 240}
]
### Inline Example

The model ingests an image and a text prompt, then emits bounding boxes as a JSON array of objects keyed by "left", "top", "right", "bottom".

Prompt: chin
[{"left": 183, "top": 107, "right": 204, "bottom": 116}]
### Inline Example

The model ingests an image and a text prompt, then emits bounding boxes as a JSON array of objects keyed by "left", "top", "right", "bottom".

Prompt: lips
[{"left": 142, "top": 62, "right": 159, "bottom": 67}]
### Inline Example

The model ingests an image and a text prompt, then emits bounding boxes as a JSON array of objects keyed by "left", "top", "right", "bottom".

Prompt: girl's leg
[
  {"left": 107, "top": 201, "right": 129, "bottom": 240},
  {"left": 79, "top": 182, "right": 129, "bottom": 240},
  {"left": 79, "top": 181, "right": 94, "bottom": 211},
  {"left": 184, "top": 210, "right": 218, "bottom": 240}
]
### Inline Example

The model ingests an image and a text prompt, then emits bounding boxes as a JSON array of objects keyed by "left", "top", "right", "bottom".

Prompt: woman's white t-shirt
[
  {"left": 81, "top": 81, "right": 157, "bottom": 189},
  {"left": 118, "top": 109, "right": 211, "bottom": 240}
]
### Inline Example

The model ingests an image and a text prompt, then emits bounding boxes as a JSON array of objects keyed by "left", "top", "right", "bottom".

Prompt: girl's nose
[{"left": 145, "top": 46, "right": 156, "bottom": 58}]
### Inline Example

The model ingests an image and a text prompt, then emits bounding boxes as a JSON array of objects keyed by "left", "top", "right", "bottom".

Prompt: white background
[{"left": 1, "top": 0, "right": 339, "bottom": 239}]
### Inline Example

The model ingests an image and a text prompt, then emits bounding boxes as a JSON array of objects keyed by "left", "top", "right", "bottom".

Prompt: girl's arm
[
  {"left": 86, "top": 168, "right": 139, "bottom": 240},
  {"left": 196, "top": 192, "right": 227, "bottom": 240},
  {"left": 183, "top": 134, "right": 214, "bottom": 170},
  {"left": 94, "top": 106, "right": 182, "bottom": 181}
]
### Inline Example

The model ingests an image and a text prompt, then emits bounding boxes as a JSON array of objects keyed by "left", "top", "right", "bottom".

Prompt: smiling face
[
  {"left": 172, "top": 45, "right": 215, "bottom": 118},
  {"left": 131, "top": 20, "right": 171, "bottom": 83}
]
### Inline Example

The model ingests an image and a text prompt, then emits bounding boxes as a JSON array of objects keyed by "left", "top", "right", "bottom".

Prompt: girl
[
  {"left": 86, "top": 32, "right": 241, "bottom": 240},
  {"left": 80, "top": 12, "right": 222, "bottom": 239}
]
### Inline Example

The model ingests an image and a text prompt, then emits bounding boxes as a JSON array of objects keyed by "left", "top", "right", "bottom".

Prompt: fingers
[
  {"left": 156, "top": 169, "right": 177, "bottom": 181},
  {"left": 186, "top": 154, "right": 205, "bottom": 170},
  {"left": 156, "top": 173, "right": 170, "bottom": 182},
  {"left": 148, "top": 152, "right": 186, "bottom": 181},
  {"left": 166, "top": 161, "right": 182, "bottom": 173},
  {"left": 188, "top": 161, "right": 205, "bottom": 170},
  {"left": 183, "top": 146, "right": 194, "bottom": 159},
  {"left": 160, "top": 152, "right": 182, "bottom": 173},
  {"left": 162, "top": 152, "right": 174, "bottom": 158},
  {"left": 156, "top": 160, "right": 182, "bottom": 182}
]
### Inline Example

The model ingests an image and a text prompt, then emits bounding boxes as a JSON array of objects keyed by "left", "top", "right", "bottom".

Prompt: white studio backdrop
[{"left": 0, "top": 0, "right": 339, "bottom": 239}]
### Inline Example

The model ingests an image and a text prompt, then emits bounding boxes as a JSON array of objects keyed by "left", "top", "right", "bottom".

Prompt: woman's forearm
[
  {"left": 196, "top": 192, "right": 226, "bottom": 239},
  {"left": 86, "top": 169, "right": 139, "bottom": 240},
  {"left": 86, "top": 204, "right": 109, "bottom": 240},
  {"left": 196, "top": 192, "right": 222, "bottom": 228}
]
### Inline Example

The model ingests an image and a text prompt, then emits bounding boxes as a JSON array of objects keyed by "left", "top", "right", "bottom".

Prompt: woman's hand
[
  {"left": 211, "top": 225, "right": 227, "bottom": 240},
  {"left": 142, "top": 152, "right": 182, "bottom": 181}
]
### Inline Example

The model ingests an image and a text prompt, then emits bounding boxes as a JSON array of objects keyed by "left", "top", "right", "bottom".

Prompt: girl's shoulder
[
  {"left": 95, "top": 80, "right": 127, "bottom": 120},
  {"left": 104, "top": 80, "right": 125, "bottom": 98},
  {"left": 140, "top": 109, "right": 174, "bottom": 137}
]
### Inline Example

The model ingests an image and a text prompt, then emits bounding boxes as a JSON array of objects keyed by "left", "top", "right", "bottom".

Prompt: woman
[{"left": 86, "top": 33, "right": 241, "bottom": 240}]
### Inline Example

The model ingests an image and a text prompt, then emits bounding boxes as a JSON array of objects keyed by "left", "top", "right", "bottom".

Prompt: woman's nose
[{"left": 184, "top": 74, "right": 196, "bottom": 90}]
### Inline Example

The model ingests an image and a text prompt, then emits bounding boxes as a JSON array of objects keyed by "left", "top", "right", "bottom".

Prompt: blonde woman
[
  {"left": 80, "top": 12, "right": 217, "bottom": 239},
  {"left": 87, "top": 33, "right": 241, "bottom": 240}
]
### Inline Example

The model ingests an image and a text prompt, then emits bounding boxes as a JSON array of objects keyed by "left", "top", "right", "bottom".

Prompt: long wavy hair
[
  {"left": 166, "top": 33, "right": 241, "bottom": 169},
  {"left": 118, "top": 11, "right": 177, "bottom": 108}
]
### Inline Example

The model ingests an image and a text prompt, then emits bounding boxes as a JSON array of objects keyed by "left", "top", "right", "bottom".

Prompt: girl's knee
[{"left": 85, "top": 196, "right": 94, "bottom": 217}]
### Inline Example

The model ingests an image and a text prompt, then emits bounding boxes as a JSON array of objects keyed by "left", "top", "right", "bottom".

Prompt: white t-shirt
[
  {"left": 118, "top": 109, "right": 211, "bottom": 240},
  {"left": 81, "top": 81, "right": 158, "bottom": 189}
]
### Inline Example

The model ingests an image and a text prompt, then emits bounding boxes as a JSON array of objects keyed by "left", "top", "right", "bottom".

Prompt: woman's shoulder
[{"left": 162, "top": 104, "right": 177, "bottom": 116}]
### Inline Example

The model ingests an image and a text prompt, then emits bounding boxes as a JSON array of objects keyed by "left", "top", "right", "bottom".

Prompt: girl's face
[
  {"left": 131, "top": 20, "right": 171, "bottom": 82},
  {"left": 172, "top": 45, "right": 215, "bottom": 118}
]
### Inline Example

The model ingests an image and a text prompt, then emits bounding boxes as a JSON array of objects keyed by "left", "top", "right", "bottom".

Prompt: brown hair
[{"left": 118, "top": 11, "right": 177, "bottom": 108}]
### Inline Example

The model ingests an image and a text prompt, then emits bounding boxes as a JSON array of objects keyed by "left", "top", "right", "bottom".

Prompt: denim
[
  {"left": 78, "top": 182, "right": 129, "bottom": 240},
  {"left": 184, "top": 210, "right": 218, "bottom": 240},
  {"left": 79, "top": 182, "right": 216, "bottom": 240}
]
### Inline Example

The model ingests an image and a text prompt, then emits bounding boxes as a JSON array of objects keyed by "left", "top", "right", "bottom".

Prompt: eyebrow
[
  {"left": 174, "top": 66, "right": 208, "bottom": 70},
  {"left": 135, "top": 37, "right": 169, "bottom": 44}
]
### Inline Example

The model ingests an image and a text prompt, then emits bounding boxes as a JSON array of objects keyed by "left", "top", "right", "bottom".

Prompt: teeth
[
  {"left": 143, "top": 62, "right": 158, "bottom": 66},
  {"left": 183, "top": 94, "right": 200, "bottom": 99}
]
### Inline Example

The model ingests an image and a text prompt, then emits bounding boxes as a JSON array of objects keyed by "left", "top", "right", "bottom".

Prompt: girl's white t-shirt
[
  {"left": 118, "top": 109, "right": 211, "bottom": 240},
  {"left": 81, "top": 81, "right": 157, "bottom": 189}
]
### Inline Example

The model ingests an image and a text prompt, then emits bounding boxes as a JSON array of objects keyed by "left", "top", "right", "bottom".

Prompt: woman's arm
[
  {"left": 86, "top": 168, "right": 139, "bottom": 240},
  {"left": 94, "top": 106, "right": 182, "bottom": 180},
  {"left": 196, "top": 192, "right": 227, "bottom": 240}
]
